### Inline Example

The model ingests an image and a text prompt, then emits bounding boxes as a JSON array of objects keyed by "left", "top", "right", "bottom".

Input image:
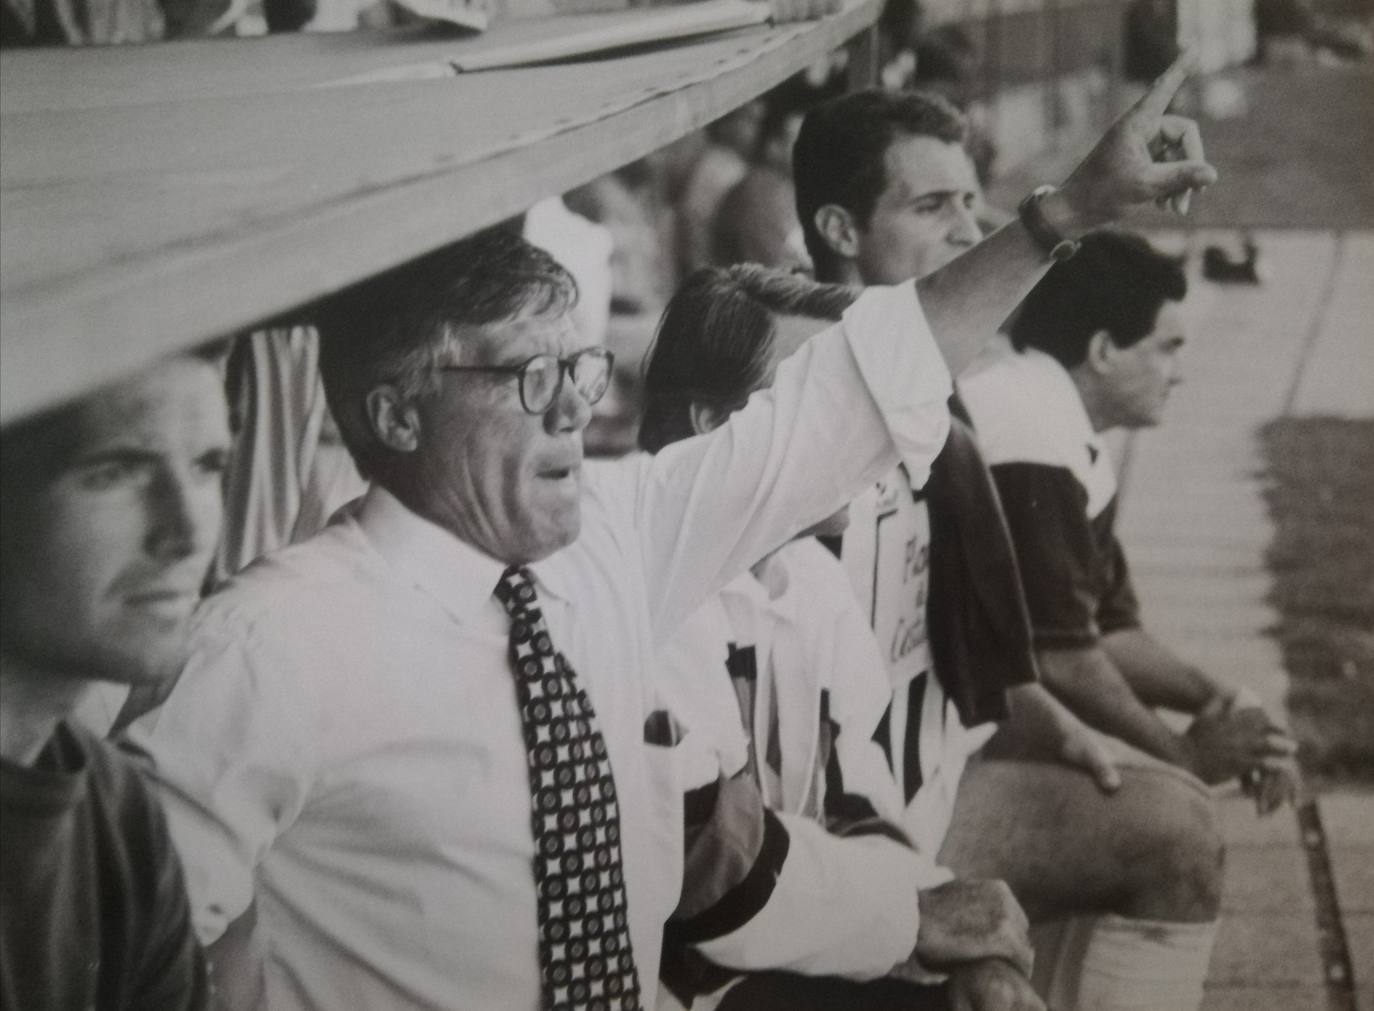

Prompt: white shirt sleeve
[
  {"left": 129, "top": 608, "right": 316, "bottom": 945},
  {"left": 694, "top": 813, "right": 952, "bottom": 979},
  {"left": 638, "top": 284, "right": 952, "bottom": 643}
]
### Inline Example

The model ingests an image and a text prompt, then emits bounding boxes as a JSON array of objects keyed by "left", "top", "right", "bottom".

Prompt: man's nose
[
  {"left": 545, "top": 370, "right": 593, "bottom": 435},
  {"left": 145, "top": 468, "right": 220, "bottom": 562},
  {"left": 950, "top": 204, "right": 982, "bottom": 246}
]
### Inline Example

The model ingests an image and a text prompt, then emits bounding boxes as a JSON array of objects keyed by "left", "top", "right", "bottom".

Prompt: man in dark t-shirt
[
  {"left": 960, "top": 230, "right": 1297, "bottom": 792},
  {"left": 0, "top": 355, "right": 229, "bottom": 1009},
  {"left": 958, "top": 229, "right": 1302, "bottom": 1008}
]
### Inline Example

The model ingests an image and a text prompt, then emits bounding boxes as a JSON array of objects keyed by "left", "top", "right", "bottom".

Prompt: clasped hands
[{"left": 1186, "top": 690, "right": 1300, "bottom": 814}]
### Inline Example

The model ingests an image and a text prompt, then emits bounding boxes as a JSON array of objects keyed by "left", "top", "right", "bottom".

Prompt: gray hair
[{"left": 315, "top": 227, "right": 578, "bottom": 483}]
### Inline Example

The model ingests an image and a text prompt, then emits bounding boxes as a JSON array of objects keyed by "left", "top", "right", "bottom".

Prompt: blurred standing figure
[
  {"left": 1124, "top": 0, "right": 1180, "bottom": 82},
  {"left": 711, "top": 78, "right": 827, "bottom": 273},
  {"left": 0, "top": 0, "right": 227, "bottom": 44},
  {"left": 0, "top": 356, "right": 227, "bottom": 1010},
  {"left": 676, "top": 102, "right": 766, "bottom": 278}
]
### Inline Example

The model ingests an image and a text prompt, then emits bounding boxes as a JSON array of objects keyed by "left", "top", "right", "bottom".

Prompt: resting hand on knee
[
  {"left": 988, "top": 684, "right": 1121, "bottom": 794},
  {"left": 947, "top": 958, "right": 1046, "bottom": 1011},
  {"left": 912, "top": 879, "right": 1033, "bottom": 978}
]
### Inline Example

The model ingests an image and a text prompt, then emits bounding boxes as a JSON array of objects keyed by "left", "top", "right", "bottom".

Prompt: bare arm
[
  {"left": 1102, "top": 628, "right": 1300, "bottom": 812},
  {"left": 916, "top": 53, "right": 1216, "bottom": 376},
  {"left": 983, "top": 681, "right": 1122, "bottom": 793},
  {"left": 915, "top": 220, "right": 1060, "bottom": 376},
  {"left": 1037, "top": 644, "right": 1193, "bottom": 769},
  {"left": 1039, "top": 644, "right": 1297, "bottom": 785},
  {"left": 1101, "top": 626, "right": 1226, "bottom": 713}
]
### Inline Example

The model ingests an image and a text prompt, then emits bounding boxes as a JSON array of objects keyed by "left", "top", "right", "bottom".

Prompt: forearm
[
  {"left": 1037, "top": 645, "right": 1191, "bottom": 769},
  {"left": 921, "top": 49, "right": 1217, "bottom": 376},
  {"left": 987, "top": 682, "right": 1089, "bottom": 762},
  {"left": 1101, "top": 627, "right": 1229, "bottom": 713},
  {"left": 641, "top": 285, "right": 949, "bottom": 638},
  {"left": 915, "top": 217, "right": 1057, "bottom": 377}
]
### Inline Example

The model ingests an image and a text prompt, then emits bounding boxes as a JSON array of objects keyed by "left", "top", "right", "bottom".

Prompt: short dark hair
[
  {"left": 315, "top": 228, "right": 577, "bottom": 483},
  {"left": 0, "top": 403, "right": 82, "bottom": 509},
  {"left": 1009, "top": 229, "right": 1187, "bottom": 368},
  {"left": 793, "top": 88, "right": 967, "bottom": 280},
  {"left": 0, "top": 347, "right": 226, "bottom": 497},
  {"left": 638, "top": 264, "right": 856, "bottom": 453}
]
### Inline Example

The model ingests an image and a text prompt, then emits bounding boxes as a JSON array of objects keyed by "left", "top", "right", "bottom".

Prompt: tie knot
[{"left": 494, "top": 564, "right": 538, "bottom": 617}]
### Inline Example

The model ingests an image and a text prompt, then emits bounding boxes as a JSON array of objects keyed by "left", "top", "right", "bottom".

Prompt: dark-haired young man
[
  {"left": 958, "top": 227, "right": 1299, "bottom": 1009},
  {"left": 960, "top": 229, "right": 1296, "bottom": 788},
  {"left": 0, "top": 357, "right": 224, "bottom": 1010},
  {"left": 793, "top": 87, "right": 1257, "bottom": 1011}
]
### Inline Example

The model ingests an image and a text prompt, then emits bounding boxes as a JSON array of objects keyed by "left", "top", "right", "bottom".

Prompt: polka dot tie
[{"left": 494, "top": 565, "right": 642, "bottom": 1011}]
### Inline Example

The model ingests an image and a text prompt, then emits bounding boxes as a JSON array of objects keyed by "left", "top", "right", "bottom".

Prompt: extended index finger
[{"left": 1135, "top": 50, "right": 1198, "bottom": 121}]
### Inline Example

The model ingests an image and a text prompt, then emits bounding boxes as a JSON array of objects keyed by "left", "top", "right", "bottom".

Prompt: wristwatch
[{"left": 1018, "top": 185, "right": 1081, "bottom": 262}]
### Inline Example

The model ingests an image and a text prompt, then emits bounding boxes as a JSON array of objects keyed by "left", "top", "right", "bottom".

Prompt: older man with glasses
[{"left": 134, "top": 55, "right": 1215, "bottom": 1011}]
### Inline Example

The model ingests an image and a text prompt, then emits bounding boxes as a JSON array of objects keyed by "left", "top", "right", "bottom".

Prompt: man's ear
[
  {"left": 365, "top": 386, "right": 422, "bottom": 453},
  {"left": 1084, "top": 330, "right": 1117, "bottom": 375},
  {"left": 688, "top": 401, "right": 730, "bottom": 438},
  {"left": 813, "top": 204, "right": 860, "bottom": 260}
]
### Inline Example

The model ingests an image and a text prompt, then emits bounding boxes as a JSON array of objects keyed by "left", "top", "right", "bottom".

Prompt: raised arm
[
  {"left": 633, "top": 283, "right": 952, "bottom": 642},
  {"left": 917, "top": 53, "right": 1216, "bottom": 376},
  {"left": 633, "top": 55, "right": 1215, "bottom": 643}
]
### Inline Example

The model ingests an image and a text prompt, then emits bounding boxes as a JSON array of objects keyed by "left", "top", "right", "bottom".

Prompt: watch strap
[{"left": 1018, "top": 185, "right": 1081, "bottom": 262}]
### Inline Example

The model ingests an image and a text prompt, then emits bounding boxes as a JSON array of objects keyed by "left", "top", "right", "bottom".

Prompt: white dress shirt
[{"left": 135, "top": 283, "right": 951, "bottom": 1011}]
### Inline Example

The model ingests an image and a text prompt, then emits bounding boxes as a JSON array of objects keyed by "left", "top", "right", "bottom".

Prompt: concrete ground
[{"left": 1114, "top": 228, "right": 1374, "bottom": 1011}]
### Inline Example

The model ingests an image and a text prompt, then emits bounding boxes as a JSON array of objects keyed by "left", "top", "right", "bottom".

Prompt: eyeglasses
[{"left": 438, "top": 347, "right": 615, "bottom": 415}]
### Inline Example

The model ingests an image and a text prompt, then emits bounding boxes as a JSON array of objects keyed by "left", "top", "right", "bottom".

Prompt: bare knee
[{"left": 1114, "top": 768, "right": 1224, "bottom": 922}]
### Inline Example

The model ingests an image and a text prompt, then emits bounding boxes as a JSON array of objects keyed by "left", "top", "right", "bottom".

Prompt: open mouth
[
  {"left": 125, "top": 589, "right": 197, "bottom": 617},
  {"left": 538, "top": 465, "right": 581, "bottom": 492}
]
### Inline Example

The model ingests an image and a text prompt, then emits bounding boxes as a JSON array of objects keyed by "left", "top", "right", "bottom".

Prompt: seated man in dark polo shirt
[
  {"left": 960, "top": 230, "right": 1296, "bottom": 792},
  {"left": 958, "top": 227, "right": 1299, "bottom": 1009},
  {"left": 0, "top": 355, "right": 225, "bottom": 1010}
]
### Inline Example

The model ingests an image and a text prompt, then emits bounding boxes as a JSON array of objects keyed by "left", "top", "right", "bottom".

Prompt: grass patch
[{"left": 1260, "top": 417, "right": 1374, "bottom": 786}]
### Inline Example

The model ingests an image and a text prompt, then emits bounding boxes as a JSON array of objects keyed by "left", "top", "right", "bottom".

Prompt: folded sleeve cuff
[{"left": 694, "top": 813, "right": 942, "bottom": 980}]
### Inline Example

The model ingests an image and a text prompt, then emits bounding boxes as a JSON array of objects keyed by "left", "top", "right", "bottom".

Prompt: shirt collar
[
  {"left": 1021, "top": 348, "right": 1097, "bottom": 432},
  {"left": 1016, "top": 347, "right": 1115, "bottom": 504},
  {"left": 354, "top": 484, "right": 570, "bottom": 621}
]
